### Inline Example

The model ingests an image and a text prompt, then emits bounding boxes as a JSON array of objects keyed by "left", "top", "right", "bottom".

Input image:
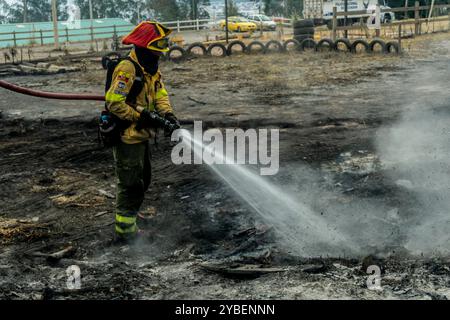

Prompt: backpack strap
[{"left": 124, "top": 57, "right": 144, "bottom": 106}]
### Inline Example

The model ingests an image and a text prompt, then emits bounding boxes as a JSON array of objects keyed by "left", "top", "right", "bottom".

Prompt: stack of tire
[{"left": 293, "top": 19, "right": 315, "bottom": 44}]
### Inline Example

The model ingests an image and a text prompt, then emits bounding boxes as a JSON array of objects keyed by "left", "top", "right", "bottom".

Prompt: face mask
[{"left": 134, "top": 46, "right": 160, "bottom": 75}]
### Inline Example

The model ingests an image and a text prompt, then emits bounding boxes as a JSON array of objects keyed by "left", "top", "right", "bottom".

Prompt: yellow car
[{"left": 219, "top": 16, "right": 257, "bottom": 32}]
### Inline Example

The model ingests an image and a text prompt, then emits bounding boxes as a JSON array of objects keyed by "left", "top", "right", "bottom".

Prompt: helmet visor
[{"left": 148, "top": 37, "right": 170, "bottom": 52}]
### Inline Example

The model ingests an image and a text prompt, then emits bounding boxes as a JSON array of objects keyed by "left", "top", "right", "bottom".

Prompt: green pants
[{"left": 113, "top": 141, "right": 151, "bottom": 237}]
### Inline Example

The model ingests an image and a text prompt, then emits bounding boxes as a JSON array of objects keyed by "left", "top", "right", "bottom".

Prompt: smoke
[
  {"left": 375, "top": 62, "right": 450, "bottom": 256},
  {"left": 177, "top": 57, "right": 450, "bottom": 258},
  {"left": 270, "top": 164, "right": 403, "bottom": 258},
  {"left": 195, "top": 58, "right": 450, "bottom": 259}
]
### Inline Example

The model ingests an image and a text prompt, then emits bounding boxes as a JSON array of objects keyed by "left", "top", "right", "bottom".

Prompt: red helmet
[{"left": 122, "top": 21, "right": 172, "bottom": 52}]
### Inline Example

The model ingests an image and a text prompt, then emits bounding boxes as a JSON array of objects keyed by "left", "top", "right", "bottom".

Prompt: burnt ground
[{"left": 1, "top": 33, "right": 450, "bottom": 299}]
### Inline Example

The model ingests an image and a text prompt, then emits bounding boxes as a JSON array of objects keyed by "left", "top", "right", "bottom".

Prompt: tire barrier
[
  {"left": 386, "top": 41, "right": 400, "bottom": 54},
  {"left": 316, "top": 38, "right": 335, "bottom": 52},
  {"left": 207, "top": 43, "right": 227, "bottom": 57},
  {"left": 299, "top": 38, "right": 317, "bottom": 51},
  {"left": 227, "top": 40, "right": 247, "bottom": 55},
  {"left": 369, "top": 39, "right": 387, "bottom": 53},
  {"left": 247, "top": 41, "right": 267, "bottom": 54},
  {"left": 334, "top": 38, "right": 352, "bottom": 52},
  {"left": 168, "top": 46, "right": 186, "bottom": 62},
  {"left": 265, "top": 40, "right": 284, "bottom": 53},
  {"left": 187, "top": 42, "right": 207, "bottom": 56},
  {"left": 350, "top": 39, "right": 370, "bottom": 54},
  {"left": 294, "top": 27, "right": 315, "bottom": 37},
  {"left": 168, "top": 39, "right": 399, "bottom": 59},
  {"left": 102, "top": 39, "right": 399, "bottom": 69},
  {"left": 293, "top": 19, "right": 315, "bottom": 46},
  {"left": 283, "top": 39, "right": 301, "bottom": 52},
  {"left": 294, "top": 34, "right": 314, "bottom": 43},
  {"left": 293, "top": 19, "right": 314, "bottom": 29}
]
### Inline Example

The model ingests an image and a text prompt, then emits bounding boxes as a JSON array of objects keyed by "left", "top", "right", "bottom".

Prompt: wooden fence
[
  {"left": 331, "top": 2, "right": 450, "bottom": 43},
  {"left": 0, "top": 16, "right": 293, "bottom": 49}
]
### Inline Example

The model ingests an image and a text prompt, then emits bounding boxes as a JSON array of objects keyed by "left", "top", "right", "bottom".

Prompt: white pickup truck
[{"left": 304, "top": 0, "right": 396, "bottom": 29}]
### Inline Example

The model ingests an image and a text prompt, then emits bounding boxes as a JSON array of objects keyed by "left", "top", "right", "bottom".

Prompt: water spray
[{"left": 178, "top": 130, "right": 354, "bottom": 257}]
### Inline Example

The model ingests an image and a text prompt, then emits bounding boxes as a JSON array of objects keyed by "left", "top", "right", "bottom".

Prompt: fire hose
[
  {"left": 0, "top": 79, "right": 179, "bottom": 132},
  {"left": 0, "top": 79, "right": 105, "bottom": 101}
]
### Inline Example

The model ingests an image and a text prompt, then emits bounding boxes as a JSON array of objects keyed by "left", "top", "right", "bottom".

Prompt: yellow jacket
[{"left": 105, "top": 49, "right": 173, "bottom": 144}]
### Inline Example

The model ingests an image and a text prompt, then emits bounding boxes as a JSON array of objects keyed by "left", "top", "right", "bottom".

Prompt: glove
[
  {"left": 136, "top": 109, "right": 160, "bottom": 131},
  {"left": 164, "top": 112, "right": 181, "bottom": 136}
]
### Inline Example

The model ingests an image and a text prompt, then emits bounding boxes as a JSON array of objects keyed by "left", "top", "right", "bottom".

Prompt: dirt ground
[{"left": 1, "top": 32, "right": 450, "bottom": 300}]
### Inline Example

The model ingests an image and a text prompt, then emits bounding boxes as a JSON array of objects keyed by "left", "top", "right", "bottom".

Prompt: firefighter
[{"left": 105, "top": 21, "right": 180, "bottom": 242}]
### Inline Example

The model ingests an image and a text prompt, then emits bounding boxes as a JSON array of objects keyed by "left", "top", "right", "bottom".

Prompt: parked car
[
  {"left": 246, "top": 14, "right": 277, "bottom": 31},
  {"left": 219, "top": 16, "right": 257, "bottom": 32},
  {"left": 321, "top": 0, "right": 395, "bottom": 29}
]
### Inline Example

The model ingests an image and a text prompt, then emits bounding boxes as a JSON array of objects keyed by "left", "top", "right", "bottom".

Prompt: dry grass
[
  {"left": 0, "top": 218, "right": 52, "bottom": 244},
  {"left": 31, "top": 168, "right": 109, "bottom": 208}
]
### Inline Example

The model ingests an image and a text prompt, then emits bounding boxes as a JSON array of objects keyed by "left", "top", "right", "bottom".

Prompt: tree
[
  {"left": 23, "top": 0, "right": 28, "bottom": 22},
  {"left": 226, "top": 0, "right": 239, "bottom": 16},
  {"left": 8, "top": 0, "right": 51, "bottom": 23},
  {"left": 145, "top": 0, "right": 182, "bottom": 21},
  {"left": 285, "top": 0, "right": 303, "bottom": 18},
  {"left": 74, "top": 0, "right": 140, "bottom": 21},
  {"left": 7, "top": 0, "right": 68, "bottom": 23},
  {"left": 263, "top": 0, "right": 283, "bottom": 16},
  {"left": 0, "top": 0, "right": 10, "bottom": 23}
]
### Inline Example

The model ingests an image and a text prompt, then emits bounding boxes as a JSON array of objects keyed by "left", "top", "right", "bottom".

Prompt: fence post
[
  {"left": 65, "top": 27, "right": 69, "bottom": 42},
  {"left": 112, "top": 25, "right": 119, "bottom": 51},
  {"left": 398, "top": 24, "right": 402, "bottom": 53},
  {"left": 375, "top": 4, "right": 381, "bottom": 37},
  {"left": 332, "top": 6, "right": 337, "bottom": 41},
  {"left": 196, "top": 19, "right": 200, "bottom": 31},
  {"left": 90, "top": 25, "right": 94, "bottom": 42},
  {"left": 414, "top": 1, "right": 420, "bottom": 36},
  {"left": 40, "top": 30, "right": 43, "bottom": 45},
  {"left": 13, "top": 31, "right": 17, "bottom": 47},
  {"left": 177, "top": 20, "right": 180, "bottom": 32},
  {"left": 448, "top": 11, "right": 450, "bottom": 31}
]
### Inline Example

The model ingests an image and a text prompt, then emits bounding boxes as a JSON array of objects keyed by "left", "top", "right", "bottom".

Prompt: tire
[
  {"left": 294, "top": 34, "right": 313, "bottom": 43},
  {"left": 316, "top": 38, "right": 335, "bottom": 52},
  {"left": 160, "top": 52, "right": 168, "bottom": 62},
  {"left": 313, "top": 18, "right": 325, "bottom": 26},
  {"left": 299, "top": 38, "right": 317, "bottom": 51},
  {"left": 293, "top": 19, "right": 314, "bottom": 29},
  {"left": 283, "top": 39, "right": 301, "bottom": 52},
  {"left": 247, "top": 41, "right": 266, "bottom": 54},
  {"left": 294, "top": 27, "right": 315, "bottom": 35},
  {"left": 168, "top": 46, "right": 186, "bottom": 62},
  {"left": 386, "top": 41, "right": 400, "bottom": 54},
  {"left": 265, "top": 40, "right": 283, "bottom": 53},
  {"left": 351, "top": 39, "right": 370, "bottom": 53},
  {"left": 369, "top": 39, "right": 387, "bottom": 53},
  {"left": 334, "top": 38, "right": 351, "bottom": 52},
  {"left": 227, "top": 40, "right": 247, "bottom": 55},
  {"left": 187, "top": 42, "right": 207, "bottom": 56},
  {"left": 207, "top": 43, "right": 227, "bottom": 57},
  {"left": 101, "top": 51, "right": 121, "bottom": 70}
]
